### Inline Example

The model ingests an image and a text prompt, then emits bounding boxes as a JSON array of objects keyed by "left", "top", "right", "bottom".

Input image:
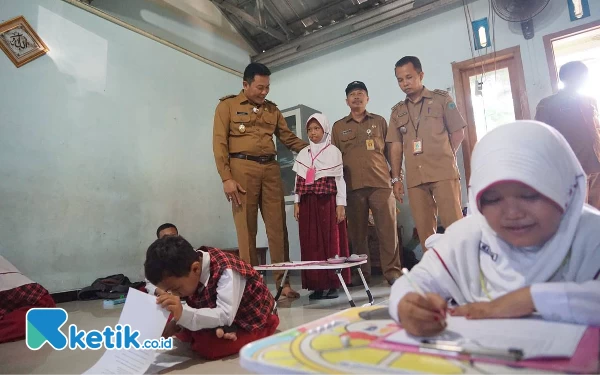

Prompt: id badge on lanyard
[
  {"left": 306, "top": 145, "right": 330, "bottom": 185},
  {"left": 413, "top": 139, "right": 423, "bottom": 154},
  {"left": 409, "top": 101, "right": 425, "bottom": 155}
]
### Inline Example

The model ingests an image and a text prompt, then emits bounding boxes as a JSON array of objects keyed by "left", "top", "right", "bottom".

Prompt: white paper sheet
[
  {"left": 83, "top": 288, "right": 170, "bottom": 374},
  {"left": 385, "top": 316, "right": 587, "bottom": 359},
  {"left": 145, "top": 353, "right": 191, "bottom": 374}
]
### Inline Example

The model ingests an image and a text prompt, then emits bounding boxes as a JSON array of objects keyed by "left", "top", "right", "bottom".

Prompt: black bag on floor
[{"left": 77, "top": 274, "right": 144, "bottom": 300}]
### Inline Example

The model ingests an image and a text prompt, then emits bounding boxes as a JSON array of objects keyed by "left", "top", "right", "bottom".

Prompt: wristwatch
[{"left": 391, "top": 177, "right": 401, "bottom": 185}]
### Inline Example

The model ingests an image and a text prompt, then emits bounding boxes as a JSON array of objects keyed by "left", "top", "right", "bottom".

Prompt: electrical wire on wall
[{"left": 462, "top": 0, "right": 504, "bottom": 135}]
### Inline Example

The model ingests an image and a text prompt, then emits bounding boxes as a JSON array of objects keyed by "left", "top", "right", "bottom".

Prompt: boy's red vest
[{"left": 185, "top": 247, "right": 274, "bottom": 332}]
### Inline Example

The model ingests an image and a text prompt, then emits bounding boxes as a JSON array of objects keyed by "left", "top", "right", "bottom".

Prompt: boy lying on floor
[{"left": 144, "top": 236, "right": 279, "bottom": 360}]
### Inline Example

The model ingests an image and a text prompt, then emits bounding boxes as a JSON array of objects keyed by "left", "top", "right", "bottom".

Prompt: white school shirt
[
  {"left": 294, "top": 175, "right": 347, "bottom": 206},
  {"left": 388, "top": 249, "right": 600, "bottom": 327},
  {"left": 176, "top": 250, "right": 246, "bottom": 331}
]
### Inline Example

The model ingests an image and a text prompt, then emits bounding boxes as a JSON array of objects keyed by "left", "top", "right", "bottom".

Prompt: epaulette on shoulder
[
  {"left": 265, "top": 98, "right": 277, "bottom": 107},
  {"left": 433, "top": 89, "right": 450, "bottom": 97},
  {"left": 391, "top": 101, "right": 405, "bottom": 112},
  {"left": 219, "top": 94, "right": 236, "bottom": 101}
]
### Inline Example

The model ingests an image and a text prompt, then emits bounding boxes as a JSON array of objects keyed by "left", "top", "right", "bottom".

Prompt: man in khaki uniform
[
  {"left": 212, "top": 63, "right": 308, "bottom": 297},
  {"left": 386, "top": 56, "right": 466, "bottom": 251},
  {"left": 332, "top": 81, "right": 402, "bottom": 286},
  {"left": 535, "top": 61, "right": 600, "bottom": 209}
]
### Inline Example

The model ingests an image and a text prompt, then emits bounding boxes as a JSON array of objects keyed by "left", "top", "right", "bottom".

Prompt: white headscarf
[
  {"left": 425, "top": 120, "right": 600, "bottom": 303},
  {"left": 293, "top": 113, "right": 343, "bottom": 180}
]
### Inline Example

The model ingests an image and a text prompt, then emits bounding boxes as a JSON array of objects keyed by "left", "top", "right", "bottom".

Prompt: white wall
[
  {"left": 90, "top": 0, "right": 253, "bottom": 73},
  {"left": 271, "top": 0, "right": 600, "bottom": 248},
  {"left": 0, "top": 0, "right": 245, "bottom": 292}
]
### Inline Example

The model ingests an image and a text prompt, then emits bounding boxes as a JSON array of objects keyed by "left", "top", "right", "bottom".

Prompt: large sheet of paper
[
  {"left": 145, "top": 353, "right": 191, "bottom": 374},
  {"left": 83, "top": 288, "right": 170, "bottom": 374},
  {"left": 384, "top": 316, "right": 587, "bottom": 359}
]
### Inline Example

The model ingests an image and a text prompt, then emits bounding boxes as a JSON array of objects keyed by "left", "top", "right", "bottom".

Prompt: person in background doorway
[
  {"left": 293, "top": 113, "right": 350, "bottom": 299},
  {"left": 212, "top": 63, "right": 308, "bottom": 298},
  {"left": 535, "top": 61, "right": 600, "bottom": 209},
  {"left": 332, "top": 81, "right": 402, "bottom": 286},
  {"left": 386, "top": 56, "right": 466, "bottom": 251}
]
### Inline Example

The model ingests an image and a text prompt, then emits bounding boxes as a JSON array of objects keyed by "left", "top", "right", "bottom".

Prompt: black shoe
[
  {"left": 325, "top": 289, "right": 339, "bottom": 299},
  {"left": 309, "top": 290, "right": 324, "bottom": 300}
]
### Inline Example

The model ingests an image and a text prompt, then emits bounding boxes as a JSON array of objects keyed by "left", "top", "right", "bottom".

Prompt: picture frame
[{"left": 0, "top": 16, "right": 49, "bottom": 68}]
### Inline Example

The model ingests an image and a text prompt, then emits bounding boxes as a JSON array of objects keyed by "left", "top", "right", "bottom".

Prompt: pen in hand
[{"left": 402, "top": 268, "right": 447, "bottom": 327}]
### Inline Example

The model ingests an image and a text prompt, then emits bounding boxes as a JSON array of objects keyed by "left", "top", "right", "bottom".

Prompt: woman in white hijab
[
  {"left": 389, "top": 120, "right": 600, "bottom": 337},
  {"left": 293, "top": 113, "right": 350, "bottom": 300}
]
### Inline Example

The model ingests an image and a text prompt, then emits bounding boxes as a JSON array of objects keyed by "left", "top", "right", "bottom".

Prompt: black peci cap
[{"left": 345, "top": 81, "right": 368, "bottom": 96}]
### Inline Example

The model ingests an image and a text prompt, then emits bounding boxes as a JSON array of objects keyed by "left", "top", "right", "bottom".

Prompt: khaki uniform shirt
[
  {"left": 331, "top": 112, "right": 392, "bottom": 192},
  {"left": 386, "top": 87, "right": 466, "bottom": 189},
  {"left": 535, "top": 90, "right": 600, "bottom": 175},
  {"left": 213, "top": 91, "right": 308, "bottom": 181}
]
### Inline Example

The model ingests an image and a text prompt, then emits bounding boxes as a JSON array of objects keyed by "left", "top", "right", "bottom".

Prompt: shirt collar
[
  {"left": 405, "top": 86, "right": 433, "bottom": 103},
  {"left": 197, "top": 249, "right": 211, "bottom": 287},
  {"left": 236, "top": 90, "right": 249, "bottom": 105},
  {"left": 345, "top": 110, "right": 374, "bottom": 123}
]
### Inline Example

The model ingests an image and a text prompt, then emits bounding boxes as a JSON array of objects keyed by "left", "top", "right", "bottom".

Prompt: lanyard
[
  {"left": 308, "top": 144, "right": 330, "bottom": 167},
  {"left": 478, "top": 247, "right": 572, "bottom": 301},
  {"left": 406, "top": 99, "right": 425, "bottom": 138}
]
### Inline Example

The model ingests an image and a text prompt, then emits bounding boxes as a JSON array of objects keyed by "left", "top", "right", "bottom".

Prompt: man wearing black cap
[{"left": 331, "top": 81, "right": 402, "bottom": 286}]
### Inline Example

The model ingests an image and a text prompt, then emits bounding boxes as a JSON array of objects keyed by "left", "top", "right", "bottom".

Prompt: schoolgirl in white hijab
[
  {"left": 389, "top": 120, "right": 600, "bottom": 337},
  {"left": 292, "top": 113, "right": 345, "bottom": 206}
]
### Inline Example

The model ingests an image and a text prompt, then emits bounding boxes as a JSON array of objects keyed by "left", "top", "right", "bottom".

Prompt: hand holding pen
[{"left": 397, "top": 268, "right": 448, "bottom": 337}]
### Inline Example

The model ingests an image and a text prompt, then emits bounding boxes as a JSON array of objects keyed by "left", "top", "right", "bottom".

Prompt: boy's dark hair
[
  {"left": 243, "top": 63, "right": 271, "bottom": 84},
  {"left": 559, "top": 61, "right": 588, "bottom": 83},
  {"left": 144, "top": 236, "right": 198, "bottom": 285},
  {"left": 156, "top": 223, "right": 177, "bottom": 238},
  {"left": 395, "top": 56, "right": 423, "bottom": 73}
]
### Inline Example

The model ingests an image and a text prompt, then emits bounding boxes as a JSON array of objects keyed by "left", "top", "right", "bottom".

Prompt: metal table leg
[
  {"left": 357, "top": 268, "right": 374, "bottom": 306},
  {"left": 273, "top": 269, "right": 289, "bottom": 301},
  {"left": 336, "top": 269, "right": 355, "bottom": 307}
]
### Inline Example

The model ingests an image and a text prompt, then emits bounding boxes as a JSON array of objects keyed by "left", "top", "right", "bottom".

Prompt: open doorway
[
  {"left": 452, "top": 46, "right": 530, "bottom": 183},
  {"left": 544, "top": 20, "right": 600, "bottom": 105}
]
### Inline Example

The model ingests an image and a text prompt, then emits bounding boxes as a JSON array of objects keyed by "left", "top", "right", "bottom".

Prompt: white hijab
[
  {"left": 293, "top": 113, "right": 343, "bottom": 180},
  {"left": 425, "top": 120, "right": 600, "bottom": 303}
]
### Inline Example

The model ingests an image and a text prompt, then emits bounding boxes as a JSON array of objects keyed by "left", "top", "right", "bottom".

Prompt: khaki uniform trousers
[
  {"left": 346, "top": 187, "right": 402, "bottom": 282},
  {"left": 407, "top": 179, "right": 463, "bottom": 250},
  {"left": 230, "top": 158, "right": 289, "bottom": 286}
]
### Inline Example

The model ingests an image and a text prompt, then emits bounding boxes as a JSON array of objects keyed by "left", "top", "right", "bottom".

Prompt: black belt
[{"left": 230, "top": 153, "right": 275, "bottom": 164}]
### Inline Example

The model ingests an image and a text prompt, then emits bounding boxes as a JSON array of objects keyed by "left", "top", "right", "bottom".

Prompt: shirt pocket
[
  {"left": 340, "top": 129, "right": 357, "bottom": 142},
  {"left": 425, "top": 107, "right": 445, "bottom": 135},
  {"left": 261, "top": 112, "right": 278, "bottom": 135},
  {"left": 395, "top": 113, "right": 409, "bottom": 145},
  {"left": 231, "top": 114, "right": 251, "bottom": 135}
]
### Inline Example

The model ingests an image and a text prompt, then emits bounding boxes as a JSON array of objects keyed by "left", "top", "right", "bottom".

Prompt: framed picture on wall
[
  {"left": 0, "top": 16, "right": 49, "bottom": 68},
  {"left": 276, "top": 105, "right": 320, "bottom": 203}
]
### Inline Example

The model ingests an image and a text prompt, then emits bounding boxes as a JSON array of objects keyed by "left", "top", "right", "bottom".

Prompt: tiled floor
[{"left": 0, "top": 276, "right": 392, "bottom": 374}]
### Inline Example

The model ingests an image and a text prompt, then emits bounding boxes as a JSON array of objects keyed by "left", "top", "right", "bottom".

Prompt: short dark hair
[
  {"left": 395, "top": 56, "right": 423, "bottom": 73},
  {"left": 156, "top": 223, "right": 177, "bottom": 238},
  {"left": 144, "top": 236, "right": 198, "bottom": 285},
  {"left": 243, "top": 63, "right": 271, "bottom": 84},
  {"left": 559, "top": 61, "right": 588, "bottom": 83}
]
